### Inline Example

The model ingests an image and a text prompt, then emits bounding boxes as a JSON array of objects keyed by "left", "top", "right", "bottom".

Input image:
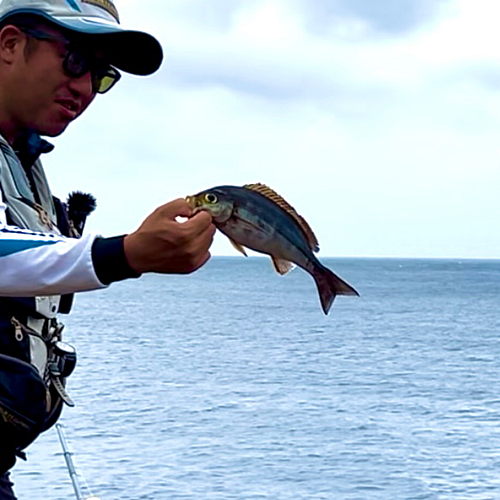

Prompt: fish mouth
[
  {"left": 185, "top": 195, "right": 205, "bottom": 215},
  {"left": 185, "top": 195, "right": 196, "bottom": 209}
]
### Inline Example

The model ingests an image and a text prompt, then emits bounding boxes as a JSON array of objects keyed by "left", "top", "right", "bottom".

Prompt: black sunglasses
[{"left": 20, "top": 27, "right": 121, "bottom": 94}]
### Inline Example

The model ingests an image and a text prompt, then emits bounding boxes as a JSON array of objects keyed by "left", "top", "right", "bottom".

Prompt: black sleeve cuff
[{"left": 91, "top": 235, "right": 141, "bottom": 285}]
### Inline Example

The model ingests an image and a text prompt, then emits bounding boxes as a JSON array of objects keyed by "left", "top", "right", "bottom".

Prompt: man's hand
[{"left": 123, "top": 198, "right": 216, "bottom": 274}]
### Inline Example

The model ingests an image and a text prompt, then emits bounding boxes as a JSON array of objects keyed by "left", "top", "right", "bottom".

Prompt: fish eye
[{"left": 205, "top": 193, "right": 218, "bottom": 204}]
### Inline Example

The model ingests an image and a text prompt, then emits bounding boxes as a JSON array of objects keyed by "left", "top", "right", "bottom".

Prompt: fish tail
[{"left": 312, "top": 265, "right": 359, "bottom": 315}]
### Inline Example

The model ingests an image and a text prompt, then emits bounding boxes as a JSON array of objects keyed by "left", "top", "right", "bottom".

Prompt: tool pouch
[
  {"left": 0, "top": 314, "right": 74, "bottom": 473},
  {"left": 0, "top": 353, "right": 47, "bottom": 473}
]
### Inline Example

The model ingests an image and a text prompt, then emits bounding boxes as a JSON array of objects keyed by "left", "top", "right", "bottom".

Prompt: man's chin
[{"left": 37, "top": 122, "right": 71, "bottom": 138}]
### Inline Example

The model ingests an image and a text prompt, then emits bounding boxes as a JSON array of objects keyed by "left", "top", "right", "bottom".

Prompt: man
[{"left": 0, "top": 0, "right": 215, "bottom": 497}]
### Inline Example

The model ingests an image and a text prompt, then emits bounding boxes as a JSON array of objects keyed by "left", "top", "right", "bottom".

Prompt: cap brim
[
  {"left": 1, "top": 10, "right": 163, "bottom": 75},
  {"left": 54, "top": 17, "right": 164, "bottom": 76}
]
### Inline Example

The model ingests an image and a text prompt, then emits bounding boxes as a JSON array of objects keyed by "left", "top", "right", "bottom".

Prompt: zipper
[
  {"left": 11, "top": 317, "right": 24, "bottom": 341},
  {"left": 33, "top": 202, "right": 54, "bottom": 229},
  {"left": 16, "top": 196, "right": 55, "bottom": 230},
  {"left": 11, "top": 316, "right": 45, "bottom": 342}
]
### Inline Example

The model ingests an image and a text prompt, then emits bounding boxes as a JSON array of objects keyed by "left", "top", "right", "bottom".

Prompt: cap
[{"left": 0, "top": 0, "right": 163, "bottom": 75}]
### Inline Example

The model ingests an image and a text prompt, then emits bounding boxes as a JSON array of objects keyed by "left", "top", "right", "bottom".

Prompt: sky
[{"left": 46, "top": 0, "right": 500, "bottom": 259}]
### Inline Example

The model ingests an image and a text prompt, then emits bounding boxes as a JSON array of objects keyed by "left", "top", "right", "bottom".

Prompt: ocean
[{"left": 10, "top": 257, "right": 500, "bottom": 500}]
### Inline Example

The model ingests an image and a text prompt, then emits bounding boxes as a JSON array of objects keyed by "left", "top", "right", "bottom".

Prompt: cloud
[
  {"left": 301, "top": 0, "right": 452, "bottom": 35},
  {"left": 44, "top": 0, "right": 500, "bottom": 258}
]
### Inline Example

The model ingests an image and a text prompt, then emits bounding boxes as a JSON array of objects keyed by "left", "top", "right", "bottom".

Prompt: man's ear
[{"left": 0, "top": 25, "right": 25, "bottom": 64}]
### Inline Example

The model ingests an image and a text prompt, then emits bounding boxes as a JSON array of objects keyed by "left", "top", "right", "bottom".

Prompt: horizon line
[{"left": 209, "top": 254, "right": 500, "bottom": 261}]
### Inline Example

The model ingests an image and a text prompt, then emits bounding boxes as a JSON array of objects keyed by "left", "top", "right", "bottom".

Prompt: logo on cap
[
  {"left": 82, "top": 0, "right": 120, "bottom": 22},
  {"left": 65, "top": 0, "right": 82, "bottom": 11}
]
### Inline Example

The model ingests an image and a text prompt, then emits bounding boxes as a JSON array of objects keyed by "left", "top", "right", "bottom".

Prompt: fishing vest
[{"left": 0, "top": 132, "right": 76, "bottom": 465}]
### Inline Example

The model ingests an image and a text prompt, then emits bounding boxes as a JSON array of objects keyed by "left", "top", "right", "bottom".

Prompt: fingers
[
  {"left": 197, "top": 250, "right": 212, "bottom": 270},
  {"left": 184, "top": 210, "right": 215, "bottom": 236},
  {"left": 184, "top": 212, "right": 216, "bottom": 261},
  {"left": 154, "top": 200, "right": 215, "bottom": 236},
  {"left": 124, "top": 197, "right": 216, "bottom": 275}
]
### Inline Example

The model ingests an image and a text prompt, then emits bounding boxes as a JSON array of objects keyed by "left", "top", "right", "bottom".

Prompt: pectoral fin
[
  {"left": 271, "top": 256, "right": 294, "bottom": 275},
  {"left": 229, "top": 238, "right": 248, "bottom": 257}
]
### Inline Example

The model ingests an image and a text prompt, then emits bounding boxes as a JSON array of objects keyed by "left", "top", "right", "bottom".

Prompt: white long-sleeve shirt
[{"left": 0, "top": 191, "right": 107, "bottom": 296}]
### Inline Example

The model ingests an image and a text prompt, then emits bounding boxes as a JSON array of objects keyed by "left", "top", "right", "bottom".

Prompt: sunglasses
[{"left": 19, "top": 27, "right": 121, "bottom": 94}]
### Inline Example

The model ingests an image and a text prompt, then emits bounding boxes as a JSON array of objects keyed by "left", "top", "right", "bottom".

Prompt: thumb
[{"left": 157, "top": 198, "right": 194, "bottom": 220}]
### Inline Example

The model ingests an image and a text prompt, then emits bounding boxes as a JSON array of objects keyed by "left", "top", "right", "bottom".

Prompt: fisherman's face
[{"left": 0, "top": 23, "right": 103, "bottom": 140}]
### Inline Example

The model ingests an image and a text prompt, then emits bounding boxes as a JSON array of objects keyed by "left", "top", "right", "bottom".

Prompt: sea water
[{"left": 11, "top": 257, "right": 500, "bottom": 500}]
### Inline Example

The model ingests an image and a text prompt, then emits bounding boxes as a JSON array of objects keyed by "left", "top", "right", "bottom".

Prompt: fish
[{"left": 186, "top": 183, "right": 358, "bottom": 314}]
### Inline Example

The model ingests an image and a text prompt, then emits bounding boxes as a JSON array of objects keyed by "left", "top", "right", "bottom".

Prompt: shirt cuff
[{"left": 91, "top": 235, "right": 141, "bottom": 285}]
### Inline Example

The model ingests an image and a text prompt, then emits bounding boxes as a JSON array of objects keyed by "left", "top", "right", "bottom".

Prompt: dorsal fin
[{"left": 243, "top": 183, "right": 320, "bottom": 252}]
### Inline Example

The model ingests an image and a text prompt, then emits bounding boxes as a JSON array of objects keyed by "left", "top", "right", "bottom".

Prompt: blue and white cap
[{"left": 0, "top": 0, "right": 163, "bottom": 75}]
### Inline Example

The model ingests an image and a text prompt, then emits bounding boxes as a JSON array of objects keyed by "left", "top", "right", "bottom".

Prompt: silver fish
[{"left": 186, "top": 183, "right": 358, "bottom": 314}]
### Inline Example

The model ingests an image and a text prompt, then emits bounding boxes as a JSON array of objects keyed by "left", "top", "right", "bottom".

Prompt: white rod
[{"left": 55, "top": 424, "right": 84, "bottom": 500}]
